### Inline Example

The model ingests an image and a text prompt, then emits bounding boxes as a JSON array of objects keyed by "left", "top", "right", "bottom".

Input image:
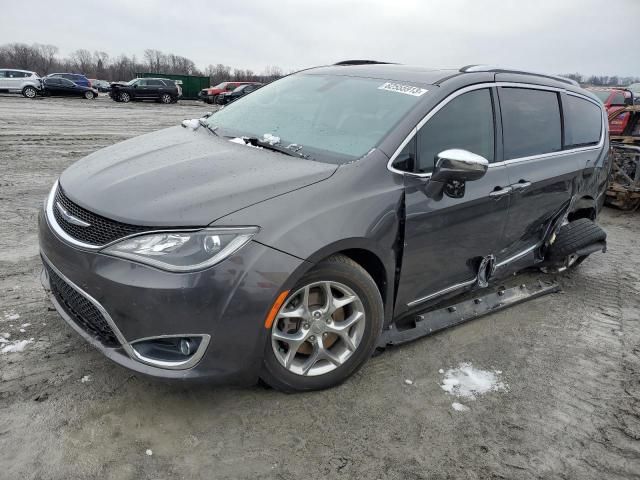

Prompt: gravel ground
[{"left": 1, "top": 94, "right": 639, "bottom": 480}]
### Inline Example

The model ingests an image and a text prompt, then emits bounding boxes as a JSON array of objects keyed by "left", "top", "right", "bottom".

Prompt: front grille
[
  {"left": 46, "top": 264, "right": 120, "bottom": 348},
  {"left": 53, "top": 186, "right": 149, "bottom": 246}
]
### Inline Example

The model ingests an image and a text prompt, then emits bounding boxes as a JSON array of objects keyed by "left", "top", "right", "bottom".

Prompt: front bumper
[{"left": 38, "top": 209, "right": 305, "bottom": 384}]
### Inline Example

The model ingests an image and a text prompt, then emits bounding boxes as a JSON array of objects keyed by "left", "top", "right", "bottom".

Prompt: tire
[
  {"left": 22, "top": 86, "right": 37, "bottom": 99},
  {"left": 119, "top": 92, "right": 131, "bottom": 103},
  {"left": 160, "top": 93, "right": 172, "bottom": 104},
  {"left": 261, "top": 254, "right": 384, "bottom": 393},
  {"left": 84, "top": 90, "right": 94, "bottom": 100},
  {"left": 545, "top": 218, "right": 606, "bottom": 270}
]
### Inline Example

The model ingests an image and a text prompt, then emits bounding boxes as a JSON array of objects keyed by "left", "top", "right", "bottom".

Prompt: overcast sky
[{"left": 1, "top": 0, "right": 638, "bottom": 77}]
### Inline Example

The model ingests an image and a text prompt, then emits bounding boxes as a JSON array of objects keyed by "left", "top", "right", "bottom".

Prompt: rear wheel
[
  {"left": 543, "top": 218, "right": 606, "bottom": 272},
  {"left": 119, "top": 92, "right": 131, "bottom": 103},
  {"left": 261, "top": 255, "right": 383, "bottom": 392},
  {"left": 84, "top": 90, "right": 94, "bottom": 100},
  {"left": 22, "top": 86, "right": 37, "bottom": 98}
]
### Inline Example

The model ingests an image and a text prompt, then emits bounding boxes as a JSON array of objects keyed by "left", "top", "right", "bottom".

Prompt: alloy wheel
[
  {"left": 161, "top": 94, "right": 172, "bottom": 104},
  {"left": 271, "top": 281, "right": 366, "bottom": 377},
  {"left": 23, "top": 87, "right": 36, "bottom": 98},
  {"left": 120, "top": 92, "right": 130, "bottom": 102}
]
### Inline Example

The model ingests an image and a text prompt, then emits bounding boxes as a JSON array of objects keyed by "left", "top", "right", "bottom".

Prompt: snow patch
[
  {"left": 229, "top": 137, "right": 262, "bottom": 149},
  {"left": 80, "top": 375, "right": 91, "bottom": 383},
  {"left": 181, "top": 118, "right": 200, "bottom": 130},
  {"left": 262, "top": 133, "right": 280, "bottom": 145},
  {"left": 146, "top": 449, "right": 153, "bottom": 456},
  {"left": 451, "top": 402, "right": 470, "bottom": 412},
  {"left": 20, "top": 323, "right": 31, "bottom": 328},
  {"left": 3, "top": 312, "right": 20, "bottom": 321},
  {"left": 1, "top": 338, "right": 33, "bottom": 354},
  {"left": 404, "top": 379, "right": 413, "bottom": 385},
  {"left": 441, "top": 362, "right": 507, "bottom": 399}
]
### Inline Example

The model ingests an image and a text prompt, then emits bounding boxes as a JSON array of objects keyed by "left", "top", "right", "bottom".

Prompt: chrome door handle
[
  {"left": 489, "top": 186, "right": 512, "bottom": 198},
  {"left": 511, "top": 181, "right": 532, "bottom": 191}
]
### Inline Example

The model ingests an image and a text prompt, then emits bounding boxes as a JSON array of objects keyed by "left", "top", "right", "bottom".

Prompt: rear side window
[
  {"left": 563, "top": 95, "right": 602, "bottom": 147},
  {"left": 500, "top": 88, "right": 562, "bottom": 159},
  {"left": 148, "top": 80, "right": 163, "bottom": 86},
  {"left": 416, "top": 88, "right": 495, "bottom": 173}
]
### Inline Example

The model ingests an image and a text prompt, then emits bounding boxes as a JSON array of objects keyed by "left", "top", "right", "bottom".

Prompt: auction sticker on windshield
[{"left": 378, "top": 82, "right": 428, "bottom": 96}]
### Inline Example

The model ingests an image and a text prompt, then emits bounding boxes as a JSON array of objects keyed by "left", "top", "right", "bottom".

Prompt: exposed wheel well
[
  {"left": 568, "top": 207, "right": 596, "bottom": 222},
  {"left": 337, "top": 249, "right": 387, "bottom": 304}
]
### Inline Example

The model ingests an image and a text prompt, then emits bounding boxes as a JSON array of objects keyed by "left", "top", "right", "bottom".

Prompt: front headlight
[{"left": 102, "top": 227, "right": 259, "bottom": 272}]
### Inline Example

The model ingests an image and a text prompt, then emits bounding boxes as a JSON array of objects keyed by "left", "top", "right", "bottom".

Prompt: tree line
[
  {"left": 0, "top": 43, "right": 287, "bottom": 84},
  {"left": 561, "top": 72, "right": 640, "bottom": 87}
]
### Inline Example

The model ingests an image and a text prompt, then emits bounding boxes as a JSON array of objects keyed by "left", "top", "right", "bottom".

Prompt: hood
[{"left": 59, "top": 126, "right": 338, "bottom": 227}]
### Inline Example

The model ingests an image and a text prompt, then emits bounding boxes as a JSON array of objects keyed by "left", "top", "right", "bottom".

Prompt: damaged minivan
[{"left": 39, "top": 62, "right": 610, "bottom": 392}]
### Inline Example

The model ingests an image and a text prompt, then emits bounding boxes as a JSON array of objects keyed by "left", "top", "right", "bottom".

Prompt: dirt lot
[{"left": 1, "top": 94, "right": 639, "bottom": 480}]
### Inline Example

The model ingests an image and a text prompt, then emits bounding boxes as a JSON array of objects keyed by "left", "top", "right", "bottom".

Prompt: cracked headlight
[{"left": 102, "top": 227, "right": 259, "bottom": 272}]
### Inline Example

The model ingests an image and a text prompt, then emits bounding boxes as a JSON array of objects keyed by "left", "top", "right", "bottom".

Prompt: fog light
[{"left": 179, "top": 338, "right": 192, "bottom": 356}]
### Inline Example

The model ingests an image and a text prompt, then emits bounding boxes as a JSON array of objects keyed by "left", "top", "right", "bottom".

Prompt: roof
[
  {"left": 305, "top": 62, "right": 581, "bottom": 87},
  {"left": 0, "top": 68, "right": 35, "bottom": 73},
  {"left": 305, "top": 63, "right": 460, "bottom": 85}
]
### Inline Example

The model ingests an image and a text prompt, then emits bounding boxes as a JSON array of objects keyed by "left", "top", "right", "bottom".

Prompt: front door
[{"left": 394, "top": 87, "right": 512, "bottom": 315}]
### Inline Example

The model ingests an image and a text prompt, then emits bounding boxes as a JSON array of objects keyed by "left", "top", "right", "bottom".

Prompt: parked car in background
[
  {"left": 46, "top": 73, "right": 92, "bottom": 88},
  {"left": 609, "top": 105, "right": 640, "bottom": 142},
  {"left": 40, "top": 63, "right": 609, "bottom": 392},
  {"left": 109, "top": 78, "right": 181, "bottom": 104},
  {"left": 216, "top": 83, "right": 263, "bottom": 105},
  {"left": 89, "top": 79, "right": 111, "bottom": 92},
  {"left": 587, "top": 87, "right": 633, "bottom": 114},
  {"left": 200, "top": 81, "right": 261, "bottom": 104},
  {"left": 42, "top": 77, "right": 98, "bottom": 99},
  {"left": 627, "top": 83, "right": 640, "bottom": 101},
  {"left": 0, "top": 69, "right": 42, "bottom": 98}
]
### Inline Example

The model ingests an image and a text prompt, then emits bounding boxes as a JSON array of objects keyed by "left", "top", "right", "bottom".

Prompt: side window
[
  {"left": 499, "top": 87, "right": 561, "bottom": 159},
  {"left": 226, "top": 84, "right": 236, "bottom": 91},
  {"left": 563, "top": 95, "right": 602, "bottom": 147},
  {"left": 391, "top": 137, "right": 416, "bottom": 172},
  {"left": 148, "top": 80, "right": 162, "bottom": 86},
  {"left": 137, "top": 79, "right": 147, "bottom": 86},
  {"left": 611, "top": 92, "right": 626, "bottom": 106},
  {"left": 416, "top": 88, "right": 494, "bottom": 173},
  {"left": 61, "top": 79, "right": 75, "bottom": 87}
]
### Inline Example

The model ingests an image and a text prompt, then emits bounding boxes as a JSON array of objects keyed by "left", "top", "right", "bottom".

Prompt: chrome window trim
[
  {"left": 407, "top": 276, "right": 477, "bottom": 308},
  {"left": 42, "top": 252, "right": 211, "bottom": 370},
  {"left": 386, "top": 82, "right": 606, "bottom": 177}
]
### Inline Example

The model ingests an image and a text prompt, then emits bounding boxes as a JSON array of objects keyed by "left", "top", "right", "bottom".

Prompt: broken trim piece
[{"left": 379, "top": 280, "right": 560, "bottom": 348}]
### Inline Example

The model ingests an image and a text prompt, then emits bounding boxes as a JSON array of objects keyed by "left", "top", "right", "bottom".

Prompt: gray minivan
[{"left": 39, "top": 62, "right": 609, "bottom": 392}]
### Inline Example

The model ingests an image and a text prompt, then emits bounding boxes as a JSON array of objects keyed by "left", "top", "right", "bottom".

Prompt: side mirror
[{"left": 424, "top": 149, "right": 489, "bottom": 199}]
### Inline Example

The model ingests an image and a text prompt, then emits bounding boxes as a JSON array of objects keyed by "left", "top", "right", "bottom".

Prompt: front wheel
[
  {"left": 160, "top": 93, "right": 172, "bottom": 104},
  {"left": 119, "top": 92, "right": 131, "bottom": 103},
  {"left": 261, "top": 255, "right": 383, "bottom": 392},
  {"left": 22, "top": 86, "right": 37, "bottom": 98}
]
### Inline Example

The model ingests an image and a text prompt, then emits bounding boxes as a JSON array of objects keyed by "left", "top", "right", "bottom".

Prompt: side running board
[{"left": 377, "top": 280, "right": 560, "bottom": 348}]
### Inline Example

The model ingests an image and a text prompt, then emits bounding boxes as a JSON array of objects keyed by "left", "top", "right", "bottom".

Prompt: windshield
[
  {"left": 127, "top": 79, "right": 139, "bottom": 86},
  {"left": 206, "top": 74, "right": 427, "bottom": 163},
  {"left": 212, "top": 82, "right": 227, "bottom": 89}
]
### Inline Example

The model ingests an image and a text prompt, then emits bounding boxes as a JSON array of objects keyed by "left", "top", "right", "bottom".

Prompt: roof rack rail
[
  {"left": 459, "top": 65, "right": 579, "bottom": 87},
  {"left": 334, "top": 60, "right": 395, "bottom": 66}
]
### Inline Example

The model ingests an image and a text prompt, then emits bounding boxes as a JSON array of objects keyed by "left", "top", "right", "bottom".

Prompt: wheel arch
[
  {"left": 282, "top": 239, "right": 396, "bottom": 325},
  {"left": 568, "top": 195, "right": 597, "bottom": 221}
]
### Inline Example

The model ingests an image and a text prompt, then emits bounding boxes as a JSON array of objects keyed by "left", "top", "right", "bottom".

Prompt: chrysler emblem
[{"left": 55, "top": 202, "right": 91, "bottom": 228}]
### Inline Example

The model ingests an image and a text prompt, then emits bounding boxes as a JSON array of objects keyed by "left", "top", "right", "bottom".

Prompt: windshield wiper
[
  {"left": 198, "top": 118, "right": 219, "bottom": 136},
  {"left": 241, "top": 137, "right": 311, "bottom": 159}
]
